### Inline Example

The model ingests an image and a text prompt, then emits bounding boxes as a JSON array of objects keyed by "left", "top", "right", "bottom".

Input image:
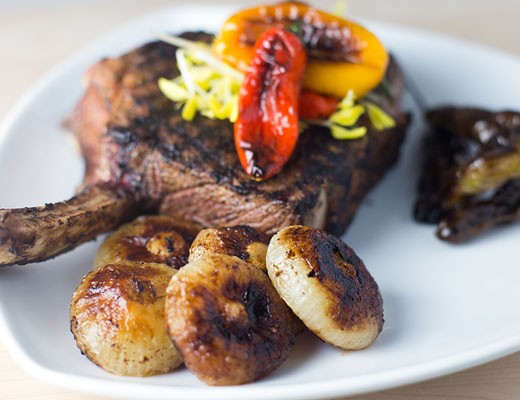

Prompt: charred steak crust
[{"left": 71, "top": 32, "right": 410, "bottom": 236}]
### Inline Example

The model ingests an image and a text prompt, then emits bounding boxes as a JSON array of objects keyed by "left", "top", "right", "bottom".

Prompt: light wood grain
[{"left": 0, "top": 1, "right": 519, "bottom": 399}]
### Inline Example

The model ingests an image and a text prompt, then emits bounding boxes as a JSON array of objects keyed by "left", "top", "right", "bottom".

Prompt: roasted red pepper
[{"left": 234, "top": 27, "right": 306, "bottom": 180}]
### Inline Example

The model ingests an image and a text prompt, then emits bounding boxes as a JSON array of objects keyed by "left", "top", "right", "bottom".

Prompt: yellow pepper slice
[{"left": 212, "top": 1, "right": 389, "bottom": 98}]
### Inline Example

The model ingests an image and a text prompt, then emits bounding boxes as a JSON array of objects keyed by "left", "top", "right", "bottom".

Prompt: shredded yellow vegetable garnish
[
  {"left": 331, "top": 125, "right": 367, "bottom": 140},
  {"left": 329, "top": 105, "right": 365, "bottom": 127},
  {"left": 158, "top": 36, "right": 242, "bottom": 123},
  {"left": 327, "top": 90, "right": 396, "bottom": 140},
  {"left": 365, "top": 101, "right": 397, "bottom": 130}
]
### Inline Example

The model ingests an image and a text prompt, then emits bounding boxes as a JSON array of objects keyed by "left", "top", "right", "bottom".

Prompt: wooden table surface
[{"left": 0, "top": 0, "right": 519, "bottom": 399}]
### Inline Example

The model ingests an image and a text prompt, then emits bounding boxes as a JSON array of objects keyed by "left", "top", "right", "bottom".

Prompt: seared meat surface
[{"left": 0, "top": 32, "right": 410, "bottom": 266}]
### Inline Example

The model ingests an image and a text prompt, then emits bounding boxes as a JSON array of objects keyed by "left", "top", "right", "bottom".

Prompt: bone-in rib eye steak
[{"left": 0, "top": 32, "right": 410, "bottom": 266}]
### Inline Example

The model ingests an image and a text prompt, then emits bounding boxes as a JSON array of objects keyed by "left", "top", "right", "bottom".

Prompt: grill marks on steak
[
  {"left": 91, "top": 35, "right": 408, "bottom": 232},
  {"left": 0, "top": 32, "right": 410, "bottom": 266}
]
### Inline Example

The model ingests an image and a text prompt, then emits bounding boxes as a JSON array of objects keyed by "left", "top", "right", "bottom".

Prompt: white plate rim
[{"left": 1, "top": 314, "right": 519, "bottom": 400}]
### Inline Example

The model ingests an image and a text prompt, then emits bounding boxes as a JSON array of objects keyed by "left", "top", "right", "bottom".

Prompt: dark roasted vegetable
[{"left": 414, "top": 106, "right": 520, "bottom": 242}]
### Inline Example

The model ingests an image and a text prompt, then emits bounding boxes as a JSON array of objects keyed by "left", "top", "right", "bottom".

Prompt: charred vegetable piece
[
  {"left": 70, "top": 262, "right": 183, "bottom": 377},
  {"left": 414, "top": 107, "right": 520, "bottom": 242},
  {"left": 165, "top": 254, "right": 296, "bottom": 385},
  {"left": 94, "top": 215, "right": 201, "bottom": 269},
  {"left": 437, "top": 179, "right": 520, "bottom": 242},
  {"left": 235, "top": 27, "right": 306, "bottom": 180},
  {"left": 213, "top": 1, "right": 388, "bottom": 98},
  {"left": 455, "top": 147, "right": 520, "bottom": 196},
  {"left": 189, "top": 225, "right": 268, "bottom": 271},
  {"left": 267, "top": 225, "right": 384, "bottom": 350}
]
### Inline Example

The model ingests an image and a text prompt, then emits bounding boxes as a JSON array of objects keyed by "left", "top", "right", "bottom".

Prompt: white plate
[{"left": 1, "top": 3, "right": 520, "bottom": 400}]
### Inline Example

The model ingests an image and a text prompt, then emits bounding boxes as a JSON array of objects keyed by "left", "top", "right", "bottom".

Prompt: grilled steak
[{"left": 0, "top": 32, "right": 410, "bottom": 266}]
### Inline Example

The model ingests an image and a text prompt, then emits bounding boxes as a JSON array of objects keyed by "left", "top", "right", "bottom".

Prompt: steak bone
[{"left": 0, "top": 184, "right": 138, "bottom": 266}]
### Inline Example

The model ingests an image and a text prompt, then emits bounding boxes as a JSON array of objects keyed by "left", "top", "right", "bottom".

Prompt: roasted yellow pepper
[{"left": 213, "top": 1, "right": 389, "bottom": 99}]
